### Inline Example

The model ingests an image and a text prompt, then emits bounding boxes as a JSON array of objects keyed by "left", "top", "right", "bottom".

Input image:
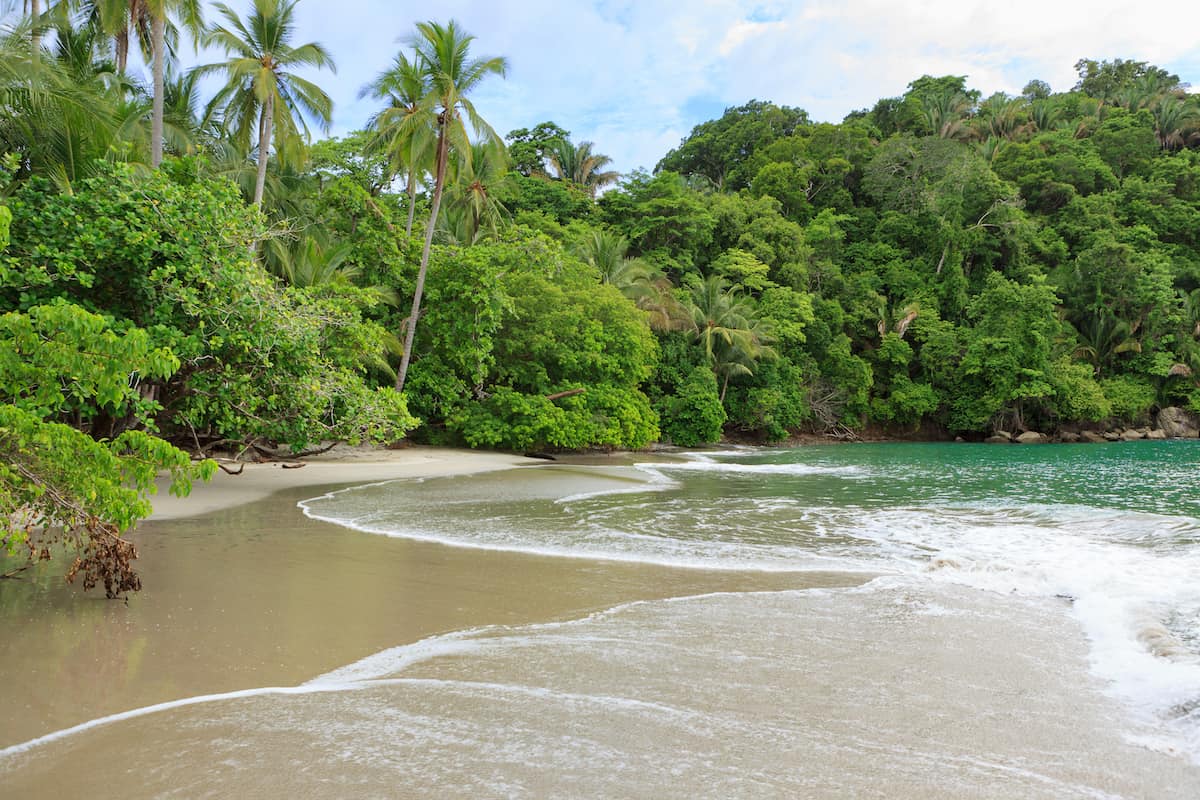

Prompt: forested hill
[{"left": 3, "top": 4, "right": 1199, "bottom": 589}]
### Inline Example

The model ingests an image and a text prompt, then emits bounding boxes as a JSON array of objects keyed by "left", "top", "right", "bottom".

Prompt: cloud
[{"left": 104, "top": 0, "right": 1200, "bottom": 176}]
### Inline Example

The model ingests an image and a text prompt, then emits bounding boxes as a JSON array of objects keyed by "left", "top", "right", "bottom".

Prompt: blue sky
[{"left": 20, "top": 0, "right": 1200, "bottom": 175}]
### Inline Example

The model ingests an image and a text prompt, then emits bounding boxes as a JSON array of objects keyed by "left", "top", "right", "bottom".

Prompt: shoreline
[{"left": 149, "top": 445, "right": 544, "bottom": 521}]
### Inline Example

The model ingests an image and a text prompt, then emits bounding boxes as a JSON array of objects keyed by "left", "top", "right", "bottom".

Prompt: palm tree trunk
[
  {"left": 395, "top": 122, "right": 448, "bottom": 392},
  {"left": 30, "top": 0, "right": 41, "bottom": 57},
  {"left": 253, "top": 94, "right": 274, "bottom": 207},
  {"left": 116, "top": 29, "right": 129, "bottom": 73},
  {"left": 404, "top": 166, "right": 417, "bottom": 238},
  {"left": 150, "top": 13, "right": 166, "bottom": 168}
]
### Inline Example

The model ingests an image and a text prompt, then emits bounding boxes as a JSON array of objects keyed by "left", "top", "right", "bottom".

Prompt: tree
[
  {"left": 506, "top": 121, "right": 568, "bottom": 176},
  {"left": 546, "top": 138, "right": 619, "bottom": 196},
  {"left": 147, "top": 0, "right": 203, "bottom": 167},
  {"left": 361, "top": 50, "right": 434, "bottom": 236},
  {"left": 440, "top": 138, "right": 510, "bottom": 243},
  {"left": 0, "top": 301, "right": 215, "bottom": 596},
  {"left": 656, "top": 100, "right": 809, "bottom": 189},
  {"left": 197, "top": 0, "right": 336, "bottom": 206},
  {"left": 394, "top": 19, "right": 507, "bottom": 393},
  {"left": 686, "top": 275, "right": 775, "bottom": 403}
]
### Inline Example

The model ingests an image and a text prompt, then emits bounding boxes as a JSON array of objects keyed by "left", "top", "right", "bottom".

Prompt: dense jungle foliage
[{"left": 3, "top": 3, "right": 1200, "bottom": 590}]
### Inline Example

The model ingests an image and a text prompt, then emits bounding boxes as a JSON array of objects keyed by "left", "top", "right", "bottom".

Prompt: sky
[{"left": 21, "top": 0, "right": 1200, "bottom": 175}]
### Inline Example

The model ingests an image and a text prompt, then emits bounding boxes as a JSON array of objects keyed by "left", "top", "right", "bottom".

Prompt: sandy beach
[
  {"left": 149, "top": 445, "right": 544, "bottom": 520},
  {"left": 3, "top": 447, "right": 853, "bottom": 754}
]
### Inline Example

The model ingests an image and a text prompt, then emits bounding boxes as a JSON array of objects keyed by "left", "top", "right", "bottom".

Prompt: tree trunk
[
  {"left": 395, "top": 120, "right": 448, "bottom": 392},
  {"left": 253, "top": 94, "right": 273, "bottom": 207},
  {"left": 404, "top": 167, "right": 417, "bottom": 238},
  {"left": 30, "top": 0, "right": 41, "bottom": 57},
  {"left": 116, "top": 25, "right": 129, "bottom": 73},
  {"left": 150, "top": 14, "right": 166, "bottom": 168}
]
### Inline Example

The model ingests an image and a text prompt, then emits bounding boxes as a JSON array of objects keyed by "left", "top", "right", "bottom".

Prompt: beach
[
  {"left": 3, "top": 443, "right": 1200, "bottom": 798},
  {"left": 146, "top": 445, "right": 544, "bottom": 520}
]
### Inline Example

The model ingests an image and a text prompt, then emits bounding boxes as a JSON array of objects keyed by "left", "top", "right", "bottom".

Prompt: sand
[{"left": 149, "top": 445, "right": 542, "bottom": 520}]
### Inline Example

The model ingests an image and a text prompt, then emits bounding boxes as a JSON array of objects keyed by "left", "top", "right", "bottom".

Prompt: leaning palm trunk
[
  {"left": 395, "top": 122, "right": 448, "bottom": 392},
  {"left": 150, "top": 14, "right": 166, "bottom": 167},
  {"left": 404, "top": 166, "right": 417, "bottom": 238},
  {"left": 253, "top": 93, "right": 273, "bottom": 206}
]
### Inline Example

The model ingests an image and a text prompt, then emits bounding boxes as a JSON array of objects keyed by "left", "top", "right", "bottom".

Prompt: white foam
[
  {"left": 0, "top": 683, "right": 357, "bottom": 761},
  {"left": 650, "top": 460, "right": 868, "bottom": 477}
]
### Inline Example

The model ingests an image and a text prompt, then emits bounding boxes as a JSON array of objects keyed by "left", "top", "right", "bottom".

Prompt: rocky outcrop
[
  {"left": 1080, "top": 431, "right": 1108, "bottom": 443},
  {"left": 1103, "top": 431, "right": 1122, "bottom": 442},
  {"left": 1147, "top": 429, "right": 1168, "bottom": 440},
  {"left": 1121, "top": 429, "right": 1145, "bottom": 441},
  {"left": 1157, "top": 407, "right": 1200, "bottom": 439},
  {"left": 1059, "top": 431, "right": 1081, "bottom": 443},
  {"left": 1015, "top": 431, "right": 1048, "bottom": 444},
  {"left": 985, "top": 431, "right": 1013, "bottom": 444}
]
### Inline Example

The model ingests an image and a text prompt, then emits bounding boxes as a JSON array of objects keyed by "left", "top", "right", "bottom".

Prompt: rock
[
  {"left": 1121, "top": 429, "right": 1145, "bottom": 441},
  {"left": 1080, "top": 431, "right": 1108, "bottom": 443},
  {"left": 1060, "top": 432, "right": 1081, "bottom": 443},
  {"left": 1015, "top": 431, "right": 1048, "bottom": 444},
  {"left": 1103, "top": 431, "right": 1122, "bottom": 442},
  {"left": 1157, "top": 406, "right": 1200, "bottom": 439},
  {"left": 984, "top": 435, "right": 1012, "bottom": 444},
  {"left": 1147, "top": 429, "right": 1167, "bottom": 440},
  {"left": 992, "top": 430, "right": 1013, "bottom": 441},
  {"left": 954, "top": 436, "right": 965, "bottom": 443}
]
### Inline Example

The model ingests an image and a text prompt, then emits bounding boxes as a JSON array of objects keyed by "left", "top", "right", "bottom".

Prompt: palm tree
[
  {"left": 923, "top": 89, "right": 974, "bottom": 140},
  {"left": 148, "top": 0, "right": 203, "bottom": 168},
  {"left": 361, "top": 50, "right": 435, "bottom": 236},
  {"left": 686, "top": 275, "right": 775, "bottom": 402},
  {"left": 1150, "top": 95, "right": 1198, "bottom": 151},
  {"left": 439, "top": 139, "right": 509, "bottom": 242},
  {"left": 546, "top": 138, "right": 618, "bottom": 195},
  {"left": 0, "top": 20, "right": 134, "bottom": 190},
  {"left": 81, "top": 0, "right": 203, "bottom": 167},
  {"left": 1071, "top": 311, "right": 1141, "bottom": 376},
  {"left": 394, "top": 19, "right": 507, "bottom": 393},
  {"left": 1029, "top": 99, "right": 1062, "bottom": 133},
  {"left": 573, "top": 229, "right": 690, "bottom": 332},
  {"left": 196, "top": 0, "right": 335, "bottom": 206}
]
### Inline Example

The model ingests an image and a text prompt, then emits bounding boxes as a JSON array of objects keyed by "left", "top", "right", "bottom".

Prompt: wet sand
[{"left": 1, "top": 460, "right": 864, "bottom": 750}]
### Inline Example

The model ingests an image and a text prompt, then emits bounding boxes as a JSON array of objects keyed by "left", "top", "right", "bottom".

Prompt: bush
[
  {"left": 1100, "top": 375, "right": 1157, "bottom": 423},
  {"left": 660, "top": 367, "right": 726, "bottom": 446}
]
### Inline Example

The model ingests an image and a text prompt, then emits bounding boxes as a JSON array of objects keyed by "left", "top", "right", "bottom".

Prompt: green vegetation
[{"left": 4, "top": 4, "right": 1200, "bottom": 590}]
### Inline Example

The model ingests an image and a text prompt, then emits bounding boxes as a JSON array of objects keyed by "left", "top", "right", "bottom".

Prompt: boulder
[
  {"left": 1060, "top": 431, "right": 1081, "bottom": 443},
  {"left": 1103, "top": 431, "right": 1122, "bottom": 442},
  {"left": 1015, "top": 431, "right": 1048, "bottom": 444},
  {"left": 1147, "top": 429, "right": 1167, "bottom": 440},
  {"left": 1121, "top": 429, "right": 1145, "bottom": 441},
  {"left": 1157, "top": 406, "right": 1200, "bottom": 439},
  {"left": 984, "top": 435, "right": 1012, "bottom": 444},
  {"left": 1080, "top": 431, "right": 1108, "bottom": 443}
]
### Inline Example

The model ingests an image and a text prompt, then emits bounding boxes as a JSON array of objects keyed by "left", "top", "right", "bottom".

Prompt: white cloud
[{"left": 88, "top": 0, "right": 1200, "bottom": 176}]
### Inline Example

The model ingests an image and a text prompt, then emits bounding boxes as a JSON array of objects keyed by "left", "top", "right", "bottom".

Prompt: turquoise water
[{"left": 300, "top": 441, "right": 1200, "bottom": 773}]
